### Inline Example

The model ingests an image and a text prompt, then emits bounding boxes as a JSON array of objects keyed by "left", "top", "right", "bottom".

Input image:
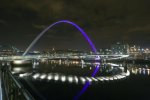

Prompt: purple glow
[
  {"left": 74, "top": 64, "right": 100, "bottom": 100},
  {"left": 23, "top": 20, "right": 97, "bottom": 56},
  {"left": 92, "top": 64, "right": 100, "bottom": 77},
  {"left": 23, "top": 20, "right": 100, "bottom": 100},
  {"left": 73, "top": 82, "right": 90, "bottom": 100}
]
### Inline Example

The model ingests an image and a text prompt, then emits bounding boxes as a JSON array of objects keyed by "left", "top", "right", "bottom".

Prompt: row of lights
[
  {"left": 131, "top": 68, "right": 150, "bottom": 75},
  {"left": 19, "top": 70, "right": 130, "bottom": 84},
  {"left": 0, "top": 62, "right": 10, "bottom": 66}
]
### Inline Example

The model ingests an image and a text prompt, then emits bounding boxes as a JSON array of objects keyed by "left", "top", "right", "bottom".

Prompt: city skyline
[{"left": 0, "top": 42, "right": 150, "bottom": 52}]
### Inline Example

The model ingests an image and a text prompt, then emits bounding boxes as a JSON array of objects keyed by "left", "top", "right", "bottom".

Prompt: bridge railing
[{"left": 1, "top": 65, "right": 35, "bottom": 100}]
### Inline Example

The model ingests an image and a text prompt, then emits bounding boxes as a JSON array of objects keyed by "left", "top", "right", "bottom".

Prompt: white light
[
  {"left": 90, "top": 67, "right": 92, "bottom": 70},
  {"left": 109, "top": 77, "right": 114, "bottom": 81},
  {"left": 40, "top": 74, "right": 47, "bottom": 79},
  {"left": 47, "top": 74, "right": 53, "bottom": 80},
  {"left": 117, "top": 75, "right": 122, "bottom": 79},
  {"left": 11, "top": 71, "right": 16, "bottom": 74},
  {"left": 121, "top": 72, "right": 126, "bottom": 76},
  {"left": 13, "top": 67, "right": 22, "bottom": 72},
  {"left": 101, "top": 77, "right": 109, "bottom": 81},
  {"left": 142, "top": 68, "right": 146, "bottom": 75},
  {"left": 95, "top": 56, "right": 100, "bottom": 60},
  {"left": 101, "top": 77, "right": 105, "bottom": 80},
  {"left": 33, "top": 73, "right": 40, "bottom": 79},
  {"left": 19, "top": 74, "right": 24, "bottom": 78},
  {"left": 80, "top": 77, "right": 86, "bottom": 84},
  {"left": 118, "top": 75, "right": 125, "bottom": 79},
  {"left": 115, "top": 75, "right": 120, "bottom": 79},
  {"left": 105, "top": 77, "right": 109, "bottom": 81},
  {"left": 86, "top": 77, "right": 92, "bottom": 82},
  {"left": 97, "top": 77, "right": 104, "bottom": 81},
  {"left": 54, "top": 74, "right": 59, "bottom": 81},
  {"left": 120, "top": 67, "right": 124, "bottom": 71},
  {"left": 68, "top": 76, "right": 73, "bottom": 83},
  {"left": 132, "top": 68, "right": 138, "bottom": 75},
  {"left": 118, "top": 75, "right": 122, "bottom": 79},
  {"left": 107, "top": 63, "right": 119, "bottom": 67},
  {"left": 121, "top": 75, "right": 125, "bottom": 78},
  {"left": 91, "top": 77, "right": 98, "bottom": 81},
  {"left": 74, "top": 76, "right": 78, "bottom": 84},
  {"left": 135, "top": 69, "right": 138, "bottom": 75},
  {"left": 113, "top": 76, "right": 118, "bottom": 80},
  {"left": 126, "top": 70, "right": 130, "bottom": 76},
  {"left": 19, "top": 73, "right": 30, "bottom": 78},
  {"left": 13, "top": 60, "right": 23, "bottom": 64},
  {"left": 148, "top": 69, "right": 150, "bottom": 75},
  {"left": 61, "top": 75, "right": 66, "bottom": 82}
]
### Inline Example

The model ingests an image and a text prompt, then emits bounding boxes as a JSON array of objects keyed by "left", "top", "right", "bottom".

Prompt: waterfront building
[
  {"left": 0, "top": 45, "right": 19, "bottom": 57},
  {"left": 111, "top": 42, "right": 129, "bottom": 55},
  {"left": 129, "top": 45, "right": 141, "bottom": 55},
  {"left": 99, "top": 48, "right": 111, "bottom": 55}
]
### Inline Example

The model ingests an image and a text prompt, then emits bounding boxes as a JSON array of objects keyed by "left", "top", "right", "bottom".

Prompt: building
[
  {"left": 111, "top": 42, "right": 129, "bottom": 55},
  {"left": 128, "top": 45, "right": 142, "bottom": 59},
  {"left": 129, "top": 45, "right": 141, "bottom": 55},
  {"left": 142, "top": 48, "right": 150, "bottom": 60},
  {"left": 99, "top": 48, "right": 111, "bottom": 55},
  {"left": 0, "top": 45, "right": 19, "bottom": 57}
]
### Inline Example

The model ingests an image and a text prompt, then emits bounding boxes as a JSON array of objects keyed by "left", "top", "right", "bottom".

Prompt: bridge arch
[
  {"left": 23, "top": 20, "right": 97, "bottom": 56},
  {"left": 22, "top": 20, "right": 100, "bottom": 100}
]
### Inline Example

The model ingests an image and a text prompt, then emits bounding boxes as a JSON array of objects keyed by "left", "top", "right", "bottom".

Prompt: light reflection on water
[
  {"left": 10, "top": 60, "right": 150, "bottom": 100},
  {"left": 130, "top": 67, "right": 150, "bottom": 75},
  {"left": 10, "top": 60, "right": 133, "bottom": 84},
  {"left": 11, "top": 60, "right": 150, "bottom": 85},
  {"left": 18, "top": 70, "right": 130, "bottom": 84}
]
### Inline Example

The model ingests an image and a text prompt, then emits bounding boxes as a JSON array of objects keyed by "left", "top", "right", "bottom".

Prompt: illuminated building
[
  {"left": 111, "top": 42, "right": 129, "bottom": 55},
  {"left": 0, "top": 45, "right": 19, "bottom": 57},
  {"left": 99, "top": 48, "right": 111, "bottom": 55},
  {"left": 129, "top": 45, "right": 141, "bottom": 55}
]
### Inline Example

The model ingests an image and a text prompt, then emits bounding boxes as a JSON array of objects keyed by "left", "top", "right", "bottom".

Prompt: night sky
[{"left": 0, "top": 0, "right": 150, "bottom": 51}]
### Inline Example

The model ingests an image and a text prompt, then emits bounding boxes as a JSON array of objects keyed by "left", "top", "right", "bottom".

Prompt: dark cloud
[{"left": 0, "top": 0, "right": 150, "bottom": 50}]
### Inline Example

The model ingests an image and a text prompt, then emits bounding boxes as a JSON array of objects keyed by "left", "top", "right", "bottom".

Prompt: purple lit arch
[
  {"left": 23, "top": 20, "right": 97, "bottom": 56},
  {"left": 23, "top": 20, "right": 100, "bottom": 100}
]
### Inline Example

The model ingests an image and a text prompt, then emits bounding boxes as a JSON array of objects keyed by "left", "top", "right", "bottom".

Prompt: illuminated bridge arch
[
  {"left": 23, "top": 20, "right": 100, "bottom": 100},
  {"left": 23, "top": 20, "right": 97, "bottom": 56}
]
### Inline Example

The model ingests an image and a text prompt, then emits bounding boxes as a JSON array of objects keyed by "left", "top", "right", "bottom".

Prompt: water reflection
[
  {"left": 18, "top": 70, "right": 130, "bottom": 84},
  {"left": 11, "top": 59, "right": 133, "bottom": 84},
  {"left": 130, "top": 67, "right": 150, "bottom": 75}
]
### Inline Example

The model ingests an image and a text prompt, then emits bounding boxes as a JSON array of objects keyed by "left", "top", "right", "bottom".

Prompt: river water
[{"left": 11, "top": 60, "right": 150, "bottom": 100}]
